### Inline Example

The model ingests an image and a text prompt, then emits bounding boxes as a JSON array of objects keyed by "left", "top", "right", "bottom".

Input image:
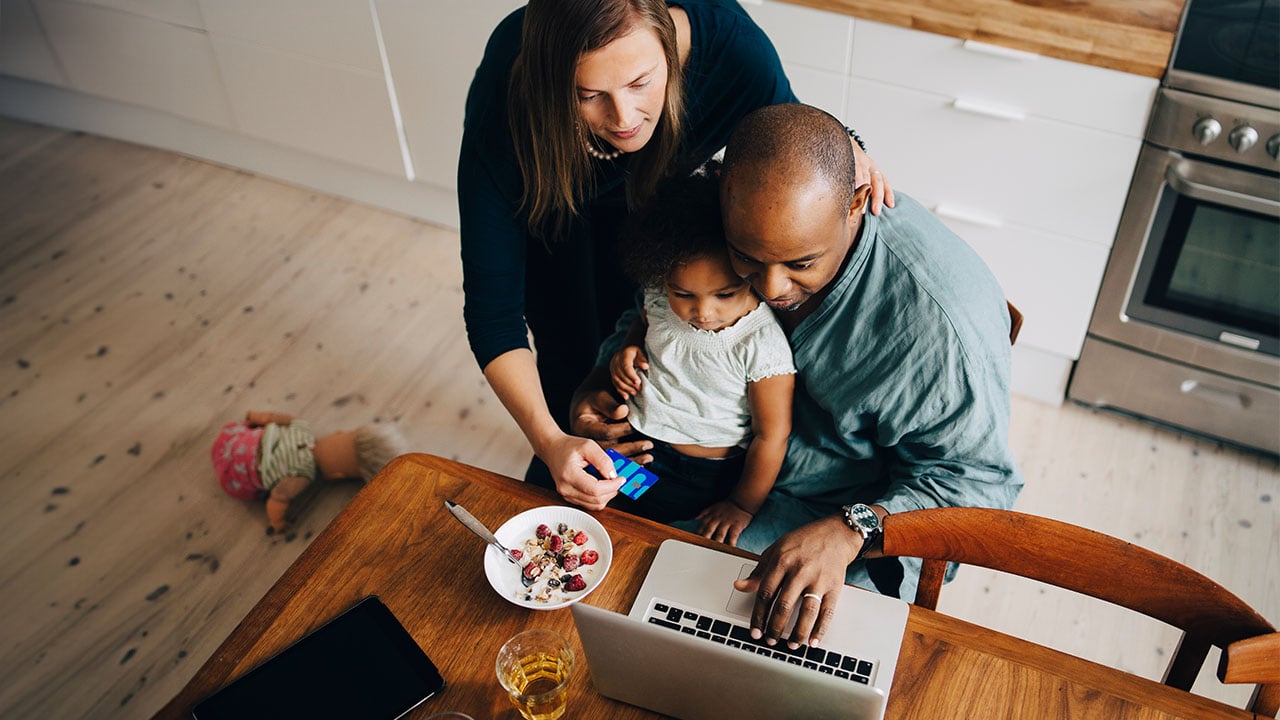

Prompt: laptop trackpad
[{"left": 725, "top": 562, "right": 757, "bottom": 617}]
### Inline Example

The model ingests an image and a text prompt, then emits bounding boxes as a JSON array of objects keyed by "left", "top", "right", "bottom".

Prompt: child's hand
[
  {"left": 696, "top": 500, "right": 754, "bottom": 547},
  {"left": 609, "top": 345, "right": 649, "bottom": 400}
]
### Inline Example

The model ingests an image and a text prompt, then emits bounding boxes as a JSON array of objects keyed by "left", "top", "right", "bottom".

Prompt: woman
[{"left": 457, "top": 0, "right": 893, "bottom": 510}]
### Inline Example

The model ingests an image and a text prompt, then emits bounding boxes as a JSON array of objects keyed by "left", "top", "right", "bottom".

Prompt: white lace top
[{"left": 628, "top": 288, "right": 797, "bottom": 448}]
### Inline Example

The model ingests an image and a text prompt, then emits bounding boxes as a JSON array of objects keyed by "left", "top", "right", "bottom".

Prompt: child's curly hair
[{"left": 619, "top": 169, "right": 728, "bottom": 289}]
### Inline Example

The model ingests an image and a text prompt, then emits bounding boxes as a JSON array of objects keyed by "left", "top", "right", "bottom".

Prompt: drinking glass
[{"left": 495, "top": 628, "right": 574, "bottom": 720}]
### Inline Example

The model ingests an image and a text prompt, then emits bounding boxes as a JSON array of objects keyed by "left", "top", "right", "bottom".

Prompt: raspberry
[
  {"left": 548, "top": 535, "right": 563, "bottom": 552},
  {"left": 522, "top": 563, "right": 542, "bottom": 580},
  {"left": 535, "top": 524, "right": 551, "bottom": 539},
  {"left": 572, "top": 530, "right": 588, "bottom": 546},
  {"left": 510, "top": 549, "right": 523, "bottom": 561},
  {"left": 562, "top": 553, "right": 581, "bottom": 571},
  {"left": 581, "top": 550, "right": 599, "bottom": 565},
  {"left": 564, "top": 574, "right": 587, "bottom": 592}
]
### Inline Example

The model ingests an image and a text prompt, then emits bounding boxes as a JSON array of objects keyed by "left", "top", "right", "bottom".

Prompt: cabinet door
[
  {"left": 946, "top": 218, "right": 1112, "bottom": 358},
  {"left": 1, "top": 0, "right": 68, "bottom": 87},
  {"left": 34, "top": 0, "right": 233, "bottom": 128},
  {"left": 197, "top": 0, "right": 382, "bottom": 71},
  {"left": 744, "top": 0, "right": 852, "bottom": 127},
  {"left": 211, "top": 36, "right": 406, "bottom": 176},
  {"left": 375, "top": 0, "right": 523, "bottom": 190}
]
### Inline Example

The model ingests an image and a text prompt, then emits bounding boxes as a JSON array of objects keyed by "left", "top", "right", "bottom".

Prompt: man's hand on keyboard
[{"left": 732, "top": 515, "right": 862, "bottom": 650}]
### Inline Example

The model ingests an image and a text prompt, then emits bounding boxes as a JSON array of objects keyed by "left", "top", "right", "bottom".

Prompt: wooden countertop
[{"left": 783, "top": 0, "right": 1186, "bottom": 78}]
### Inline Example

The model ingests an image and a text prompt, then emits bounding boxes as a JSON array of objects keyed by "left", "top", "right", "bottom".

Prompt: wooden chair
[
  {"left": 1007, "top": 300, "right": 1023, "bottom": 345},
  {"left": 880, "top": 507, "right": 1277, "bottom": 713},
  {"left": 1218, "top": 632, "right": 1280, "bottom": 716}
]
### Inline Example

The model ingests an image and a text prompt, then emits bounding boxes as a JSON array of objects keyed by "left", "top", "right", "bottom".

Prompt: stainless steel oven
[{"left": 1069, "top": 0, "right": 1280, "bottom": 454}]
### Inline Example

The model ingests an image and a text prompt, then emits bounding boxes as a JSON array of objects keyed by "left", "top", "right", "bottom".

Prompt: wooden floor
[{"left": 0, "top": 117, "right": 1275, "bottom": 719}]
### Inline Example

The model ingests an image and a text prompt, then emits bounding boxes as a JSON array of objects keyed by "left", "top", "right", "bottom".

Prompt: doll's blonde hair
[{"left": 353, "top": 424, "right": 408, "bottom": 482}]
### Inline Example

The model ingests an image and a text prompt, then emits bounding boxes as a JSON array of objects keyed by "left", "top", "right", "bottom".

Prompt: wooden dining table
[{"left": 153, "top": 453, "right": 1255, "bottom": 720}]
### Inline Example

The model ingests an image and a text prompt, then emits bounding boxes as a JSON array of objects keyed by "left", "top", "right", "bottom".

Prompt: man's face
[{"left": 722, "top": 176, "right": 868, "bottom": 314}]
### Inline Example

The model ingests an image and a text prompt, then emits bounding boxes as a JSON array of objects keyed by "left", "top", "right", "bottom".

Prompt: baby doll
[{"left": 212, "top": 411, "right": 406, "bottom": 531}]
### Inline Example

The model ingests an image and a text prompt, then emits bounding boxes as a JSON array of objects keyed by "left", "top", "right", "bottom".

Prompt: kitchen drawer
[
  {"left": 849, "top": 77, "right": 1141, "bottom": 246},
  {"left": 851, "top": 19, "right": 1156, "bottom": 137},
  {"left": 1070, "top": 337, "right": 1280, "bottom": 454},
  {"left": 938, "top": 214, "right": 1111, "bottom": 359}
]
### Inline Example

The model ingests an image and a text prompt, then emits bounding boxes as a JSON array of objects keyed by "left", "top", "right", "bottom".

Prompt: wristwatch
[{"left": 842, "top": 503, "right": 883, "bottom": 559}]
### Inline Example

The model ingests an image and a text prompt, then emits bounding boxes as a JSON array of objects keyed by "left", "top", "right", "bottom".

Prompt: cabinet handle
[
  {"left": 950, "top": 98, "right": 1027, "bottom": 122},
  {"left": 1179, "top": 380, "right": 1250, "bottom": 409},
  {"left": 961, "top": 39, "right": 1041, "bottom": 62},
  {"left": 933, "top": 204, "right": 1003, "bottom": 229}
]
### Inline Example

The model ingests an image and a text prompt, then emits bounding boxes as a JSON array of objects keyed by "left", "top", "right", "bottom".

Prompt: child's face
[{"left": 664, "top": 252, "right": 757, "bottom": 332}]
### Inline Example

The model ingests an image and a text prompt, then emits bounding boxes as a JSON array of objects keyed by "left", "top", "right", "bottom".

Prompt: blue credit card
[{"left": 591, "top": 448, "right": 659, "bottom": 500}]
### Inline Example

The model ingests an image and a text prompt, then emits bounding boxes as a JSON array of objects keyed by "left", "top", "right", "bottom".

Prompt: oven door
[{"left": 1086, "top": 143, "right": 1280, "bottom": 386}]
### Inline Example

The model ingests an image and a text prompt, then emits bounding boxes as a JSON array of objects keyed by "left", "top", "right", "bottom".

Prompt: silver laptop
[{"left": 570, "top": 539, "right": 909, "bottom": 720}]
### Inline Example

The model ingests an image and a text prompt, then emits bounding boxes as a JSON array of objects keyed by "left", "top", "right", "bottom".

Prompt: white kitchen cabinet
[
  {"left": 946, "top": 216, "right": 1112, "bottom": 359},
  {"left": 847, "top": 78, "right": 1141, "bottom": 246},
  {"left": 744, "top": 0, "right": 851, "bottom": 77},
  {"left": 851, "top": 21, "right": 1155, "bottom": 138},
  {"left": 742, "top": 9, "right": 1157, "bottom": 401},
  {"left": 0, "top": 0, "right": 68, "bottom": 87},
  {"left": 374, "top": 0, "right": 522, "bottom": 190},
  {"left": 197, "top": 0, "right": 383, "bottom": 72},
  {"left": 70, "top": 0, "right": 203, "bottom": 29},
  {"left": 843, "top": 21, "right": 1157, "bottom": 380},
  {"left": 745, "top": 0, "right": 851, "bottom": 123},
  {"left": 34, "top": 0, "right": 233, "bottom": 128},
  {"left": 211, "top": 36, "right": 405, "bottom": 176}
]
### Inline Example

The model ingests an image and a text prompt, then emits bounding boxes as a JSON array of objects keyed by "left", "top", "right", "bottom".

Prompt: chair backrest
[
  {"left": 881, "top": 507, "right": 1275, "bottom": 708},
  {"left": 1007, "top": 300, "right": 1023, "bottom": 345},
  {"left": 1218, "top": 632, "right": 1280, "bottom": 716}
]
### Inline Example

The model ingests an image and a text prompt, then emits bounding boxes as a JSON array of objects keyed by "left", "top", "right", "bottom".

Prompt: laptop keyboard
[{"left": 642, "top": 598, "right": 877, "bottom": 685}]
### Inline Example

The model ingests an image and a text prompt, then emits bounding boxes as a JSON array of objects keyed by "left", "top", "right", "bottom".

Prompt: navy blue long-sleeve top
[{"left": 458, "top": 0, "right": 797, "bottom": 371}]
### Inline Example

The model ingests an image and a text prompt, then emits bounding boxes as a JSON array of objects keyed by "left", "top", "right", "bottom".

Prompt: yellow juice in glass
[{"left": 496, "top": 632, "right": 573, "bottom": 720}]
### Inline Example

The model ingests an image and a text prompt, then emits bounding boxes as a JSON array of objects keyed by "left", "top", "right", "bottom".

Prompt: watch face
[{"left": 849, "top": 504, "right": 878, "bottom": 530}]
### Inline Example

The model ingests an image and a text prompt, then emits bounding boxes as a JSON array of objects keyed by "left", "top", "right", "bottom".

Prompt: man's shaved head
[
  {"left": 721, "top": 103, "right": 855, "bottom": 214},
  {"left": 717, "top": 103, "right": 871, "bottom": 321}
]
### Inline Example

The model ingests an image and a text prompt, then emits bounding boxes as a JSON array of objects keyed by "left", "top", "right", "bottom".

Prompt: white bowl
[{"left": 483, "top": 505, "right": 613, "bottom": 611}]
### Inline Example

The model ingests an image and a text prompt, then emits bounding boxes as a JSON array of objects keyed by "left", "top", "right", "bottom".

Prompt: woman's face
[{"left": 575, "top": 25, "right": 669, "bottom": 155}]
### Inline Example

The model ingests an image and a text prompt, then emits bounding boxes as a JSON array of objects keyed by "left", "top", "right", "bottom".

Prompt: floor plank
[{"left": 0, "top": 117, "right": 1274, "bottom": 719}]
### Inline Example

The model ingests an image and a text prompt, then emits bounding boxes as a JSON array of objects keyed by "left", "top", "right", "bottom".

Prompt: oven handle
[{"left": 1165, "top": 162, "right": 1280, "bottom": 216}]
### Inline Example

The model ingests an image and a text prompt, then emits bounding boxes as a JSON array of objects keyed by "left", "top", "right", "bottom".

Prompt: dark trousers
[{"left": 608, "top": 442, "right": 745, "bottom": 523}]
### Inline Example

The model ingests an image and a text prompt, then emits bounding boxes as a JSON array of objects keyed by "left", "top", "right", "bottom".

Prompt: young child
[{"left": 608, "top": 171, "right": 795, "bottom": 547}]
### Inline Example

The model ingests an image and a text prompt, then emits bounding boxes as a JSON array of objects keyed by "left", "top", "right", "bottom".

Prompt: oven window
[{"left": 1143, "top": 194, "right": 1279, "bottom": 338}]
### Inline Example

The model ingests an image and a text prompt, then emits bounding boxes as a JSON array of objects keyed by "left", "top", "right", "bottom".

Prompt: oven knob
[
  {"left": 1192, "top": 117, "right": 1221, "bottom": 145},
  {"left": 1267, "top": 134, "right": 1280, "bottom": 161},
  {"left": 1228, "top": 124, "right": 1258, "bottom": 153}
]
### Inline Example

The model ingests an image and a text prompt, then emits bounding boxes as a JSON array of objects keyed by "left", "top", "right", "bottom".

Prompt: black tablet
[{"left": 192, "top": 595, "right": 445, "bottom": 720}]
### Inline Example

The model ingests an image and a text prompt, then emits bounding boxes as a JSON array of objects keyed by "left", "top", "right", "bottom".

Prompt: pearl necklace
[{"left": 584, "top": 136, "right": 624, "bottom": 161}]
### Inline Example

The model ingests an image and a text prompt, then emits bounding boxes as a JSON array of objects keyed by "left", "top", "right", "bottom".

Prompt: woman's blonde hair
[{"left": 509, "top": 0, "right": 684, "bottom": 239}]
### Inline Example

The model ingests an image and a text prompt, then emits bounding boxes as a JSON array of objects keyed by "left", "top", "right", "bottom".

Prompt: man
[{"left": 574, "top": 103, "right": 1022, "bottom": 651}]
